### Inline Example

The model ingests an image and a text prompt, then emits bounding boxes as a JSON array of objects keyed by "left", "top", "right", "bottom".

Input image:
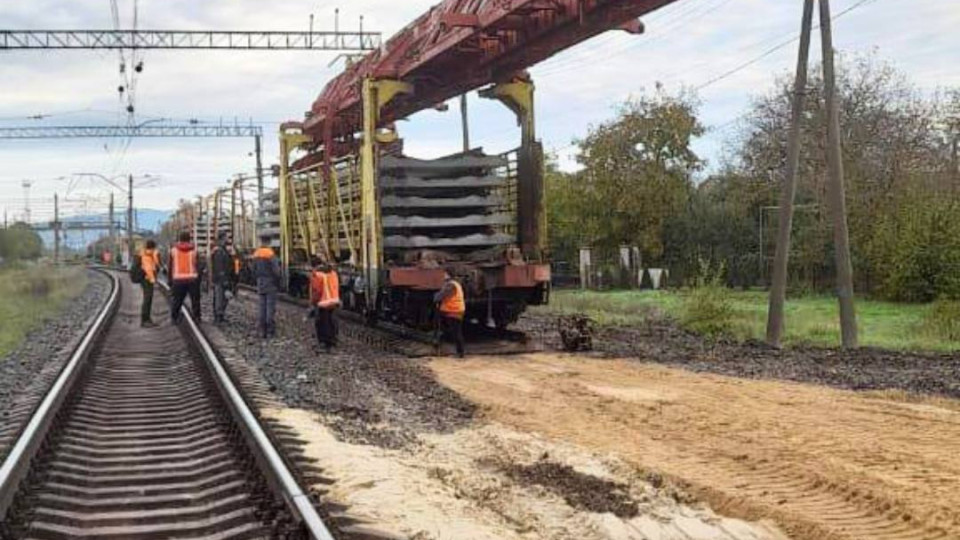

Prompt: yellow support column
[
  {"left": 278, "top": 128, "right": 312, "bottom": 280},
  {"left": 360, "top": 77, "right": 412, "bottom": 310},
  {"left": 480, "top": 79, "right": 545, "bottom": 259}
]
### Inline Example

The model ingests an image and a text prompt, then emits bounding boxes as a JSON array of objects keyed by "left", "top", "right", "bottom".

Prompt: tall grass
[
  {"left": 0, "top": 266, "right": 88, "bottom": 356},
  {"left": 534, "top": 288, "right": 960, "bottom": 352}
]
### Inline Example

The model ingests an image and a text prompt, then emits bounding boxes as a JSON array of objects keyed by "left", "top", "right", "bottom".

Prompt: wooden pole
[
  {"left": 819, "top": 0, "right": 858, "bottom": 348},
  {"left": 766, "top": 0, "right": 815, "bottom": 347}
]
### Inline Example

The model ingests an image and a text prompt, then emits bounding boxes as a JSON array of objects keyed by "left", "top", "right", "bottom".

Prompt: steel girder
[{"left": 301, "top": 0, "right": 678, "bottom": 145}]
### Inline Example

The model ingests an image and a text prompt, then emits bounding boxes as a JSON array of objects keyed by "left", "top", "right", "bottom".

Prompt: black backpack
[{"left": 130, "top": 254, "right": 145, "bottom": 284}]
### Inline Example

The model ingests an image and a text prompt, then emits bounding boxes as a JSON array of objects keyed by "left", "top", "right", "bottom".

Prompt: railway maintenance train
[{"left": 164, "top": 0, "right": 677, "bottom": 331}]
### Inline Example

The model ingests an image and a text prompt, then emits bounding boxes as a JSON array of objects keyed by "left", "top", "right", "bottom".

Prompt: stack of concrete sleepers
[{"left": 379, "top": 153, "right": 514, "bottom": 257}]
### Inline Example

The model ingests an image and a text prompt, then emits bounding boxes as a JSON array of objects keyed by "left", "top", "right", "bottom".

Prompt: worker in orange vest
[
  {"left": 139, "top": 239, "right": 162, "bottom": 327},
  {"left": 433, "top": 270, "right": 466, "bottom": 358},
  {"left": 168, "top": 231, "right": 202, "bottom": 324},
  {"left": 309, "top": 259, "right": 341, "bottom": 352}
]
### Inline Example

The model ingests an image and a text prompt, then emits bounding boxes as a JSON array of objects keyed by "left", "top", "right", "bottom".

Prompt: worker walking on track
[
  {"left": 139, "top": 239, "right": 161, "bottom": 328},
  {"left": 309, "top": 259, "right": 341, "bottom": 352},
  {"left": 210, "top": 234, "right": 235, "bottom": 324},
  {"left": 169, "top": 232, "right": 202, "bottom": 324},
  {"left": 252, "top": 237, "right": 281, "bottom": 338},
  {"left": 434, "top": 270, "right": 466, "bottom": 358}
]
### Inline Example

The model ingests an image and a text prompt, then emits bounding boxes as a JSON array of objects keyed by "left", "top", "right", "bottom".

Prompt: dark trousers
[
  {"left": 171, "top": 280, "right": 201, "bottom": 323},
  {"left": 438, "top": 315, "right": 465, "bottom": 357},
  {"left": 140, "top": 281, "right": 154, "bottom": 323},
  {"left": 213, "top": 282, "right": 229, "bottom": 322},
  {"left": 258, "top": 292, "right": 277, "bottom": 337},
  {"left": 314, "top": 308, "right": 339, "bottom": 349}
]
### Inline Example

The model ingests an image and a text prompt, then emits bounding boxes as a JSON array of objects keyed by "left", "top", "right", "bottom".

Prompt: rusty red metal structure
[{"left": 302, "top": 0, "right": 676, "bottom": 146}]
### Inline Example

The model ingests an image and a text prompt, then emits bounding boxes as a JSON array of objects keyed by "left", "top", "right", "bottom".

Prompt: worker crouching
[
  {"left": 434, "top": 270, "right": 466, "bottom": 358},
  {"left": 310, "top": 260, "right": 341, "bottom": 352}
]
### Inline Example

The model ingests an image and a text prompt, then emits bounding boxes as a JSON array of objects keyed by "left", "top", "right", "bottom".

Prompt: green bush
[
  {"left": 922, "top": 299, "right": 960, "bottom": 342},
  {"left": 677, "top": 259, "right": 741, "bottom": 339}
]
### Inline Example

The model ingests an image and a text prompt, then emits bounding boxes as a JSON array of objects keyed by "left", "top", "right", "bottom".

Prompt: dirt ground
[
  {"left": 431, "top": 353, "right": 960, "bottom": 540},
  {"left": 269, "top": 406, "right": 787, "bottom": 540}
]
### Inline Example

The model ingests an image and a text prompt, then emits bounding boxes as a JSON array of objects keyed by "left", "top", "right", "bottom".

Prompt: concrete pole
[
  {"left": 231, "top": 179, "right": 237, "bottom": 245},
  {"left": 819, "top": 0, "right": 858, "bottom": 348},
  {"left": 127, "top": 174, "right": 134, "bottom": 266},
  {"left": 109, "top": 193, "right": 116, "bottom": 261},
  {"left": 54, "top": 193, "right": 60, "bottom": 264},
  {"left": 460, "top": 94, "right": 470, "bottom": 153},
  {"left": 255, "top": 134, "right": 265, "bottom": 205},
  {"left": 766, "top": 0, "right": 815, "bottom": 348}
]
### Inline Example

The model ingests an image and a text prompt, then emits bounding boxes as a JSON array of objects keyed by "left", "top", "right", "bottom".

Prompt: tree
[
  {"left": 0, "top": 223, "right": 43, "bottom": 261},
  {"left": 572, "top": 88, "right": 704, "bottom": 262},
  {"left": 736, "top": 54, "right": 950, "bottom": 296}
]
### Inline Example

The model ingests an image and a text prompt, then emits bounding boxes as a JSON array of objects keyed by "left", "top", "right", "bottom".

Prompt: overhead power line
[{"left": 694, "top": 0, "right": 883, "bottom": 91}]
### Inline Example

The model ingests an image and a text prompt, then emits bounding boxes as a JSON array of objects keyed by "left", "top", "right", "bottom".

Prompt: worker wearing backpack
[{"left": 135, "top": 240, "right": 162, "bottom": 327}]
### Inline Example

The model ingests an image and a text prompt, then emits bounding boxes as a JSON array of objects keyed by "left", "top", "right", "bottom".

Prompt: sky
[{"left": 0, "top": 0, "right": 957, "bottom": 225}]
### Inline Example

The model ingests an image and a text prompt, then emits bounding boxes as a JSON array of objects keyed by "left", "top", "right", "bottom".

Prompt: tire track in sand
[{"left": 431, "top": 354, "right": 960, "bottom": 540}]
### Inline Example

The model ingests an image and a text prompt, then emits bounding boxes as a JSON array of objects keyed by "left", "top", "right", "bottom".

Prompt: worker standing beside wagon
[
  {"left": 434, "top": 270, "right": 466, "bottom": 358},
  {"left": 310, "top": 259, "right": 341, "bottom": 352}
]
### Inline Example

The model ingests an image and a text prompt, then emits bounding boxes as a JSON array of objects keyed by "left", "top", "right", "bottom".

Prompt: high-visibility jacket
[
  {"left": 311, "top": 270, "right": 341, "bottom": 309},
  {"left": 439, "top": 280, "right": 465, "bottom": 318},
  {"left": 140, "top": 248, "right": 160, "bottom": 284},
  {"left": 170, "top": 243, "right": 198, "bottom": 282}
]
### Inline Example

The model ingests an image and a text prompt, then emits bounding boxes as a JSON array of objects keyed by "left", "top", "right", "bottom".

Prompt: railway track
[
  {"left": 236, "top": 284, "right": 538, "bottom": 357},
  {"left": 0, "top": 270, "right": 336, "bottom": 539}
]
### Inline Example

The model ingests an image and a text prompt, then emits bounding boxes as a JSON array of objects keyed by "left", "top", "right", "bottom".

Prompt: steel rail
[
  {"left": 163, "top": 281, "right": 336, "bottom": 540},
  {"left": 0, "top": 268, "right": 120, "bottom": 519}
]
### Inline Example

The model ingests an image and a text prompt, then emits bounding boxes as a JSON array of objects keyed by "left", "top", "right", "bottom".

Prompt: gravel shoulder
[
  {"left": 0, "top": 268, "right": 111, "bottom": 458},
  {"left": 210, "top": 291, "right": 475, "bottom": 449},
  {"left": 519, "top": 312, "right": 960, "bottom": 399}
]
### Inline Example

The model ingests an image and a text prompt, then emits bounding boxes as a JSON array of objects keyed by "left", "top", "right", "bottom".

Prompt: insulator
[
  {"left": 135, "top": 61, "right": 144, "bottom": 73},
  {"left": 118, "top": 85, "right": 125, "bottom": 94}
]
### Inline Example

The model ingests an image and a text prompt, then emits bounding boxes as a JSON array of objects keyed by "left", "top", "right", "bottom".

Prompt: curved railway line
[{"left": 0, "top": 270, "right": 336, "bottom": 539}]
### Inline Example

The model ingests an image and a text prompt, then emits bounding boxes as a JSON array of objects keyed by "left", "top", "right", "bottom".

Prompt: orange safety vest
[
  {"left": 233, "top": 256, "right": 241, "bottom": 275},
  {"left": 141, "top": 249, "right": 160, "bottom": 283},
  {"left": 440, "top": 280, "right": 465, "bottom": 318},
  {"left": 171, "top": 246, "right": 198, "bottom": 281},
  {"left": 312, "top": 270, "right": 341, "bottom": 309},
  {"left": 252, "top": 247, "right": 274, "bottom": 260}
]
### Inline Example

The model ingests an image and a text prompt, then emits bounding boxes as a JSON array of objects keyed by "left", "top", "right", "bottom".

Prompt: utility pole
[
  {"left": 231, "top": 179, "right": 237, "bottom": 246},
  {"left": 460, "top": 94, "right": 470, "bottom": 153},
  {"left": 254, "top": 134, "right": 264, "bottom": 204},
  {"left": 53, "top": 193, "right": 60, "bottom": 264},
  {"left": 127, "top": 174, "right": 134, "bottom": 266},
  {"left": 109, "top": 193, "right": 116, "bottom": 260},
  {"left": 820, "top": 0, "right": 858, "bottom": 348},
  {"left": 766, "top": 0, "right": 814, "bottom": 348}
]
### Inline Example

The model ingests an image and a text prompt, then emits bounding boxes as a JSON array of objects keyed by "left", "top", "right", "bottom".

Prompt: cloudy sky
[{"left": 1, "top": 0, "right": 957, "bottom": 225}]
